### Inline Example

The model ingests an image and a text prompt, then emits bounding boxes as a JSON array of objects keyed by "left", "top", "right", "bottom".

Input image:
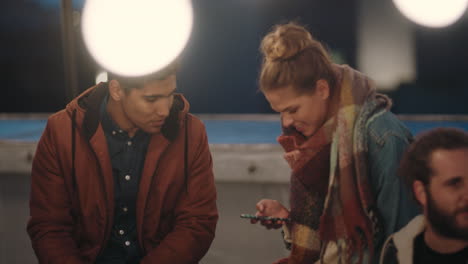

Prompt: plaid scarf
[{"left": 277, "top": 65, "right": 391, "bottom": 264}]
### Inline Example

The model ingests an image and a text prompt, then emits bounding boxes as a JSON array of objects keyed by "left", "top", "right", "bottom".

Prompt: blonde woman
[{"left": 251, "top": 22, "right": 419, "bottom": 264}]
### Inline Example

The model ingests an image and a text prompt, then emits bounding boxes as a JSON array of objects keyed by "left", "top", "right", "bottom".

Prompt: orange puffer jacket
[{"left": 27, "top": 83, "right": 218, "bottom": 264}]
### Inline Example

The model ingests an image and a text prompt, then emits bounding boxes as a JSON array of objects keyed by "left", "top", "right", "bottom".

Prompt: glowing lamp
[
  {"left": 95, "top": 71, "right": 108, "bottom": 84},
  {"left": 393, "top": 0, "right": 468, "bottom": 28},
  {"left": 81, "top": 0, "right": 193, "bottom": 77}
]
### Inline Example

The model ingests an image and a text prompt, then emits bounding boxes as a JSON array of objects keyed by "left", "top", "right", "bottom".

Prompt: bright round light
[
  {"left": 95, "top": 71, "right": 108, "bottom": 84},
  {"left": 393, "top": 0, "right": 468, "bottom": 28},
  {"left": 82, "top": 0, "right": 193, "bottom": 77}
]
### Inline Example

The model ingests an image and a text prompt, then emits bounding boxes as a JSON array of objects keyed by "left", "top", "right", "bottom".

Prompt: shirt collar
[{"left": 100, "top": 95, "right": 150, "bottom": 140}]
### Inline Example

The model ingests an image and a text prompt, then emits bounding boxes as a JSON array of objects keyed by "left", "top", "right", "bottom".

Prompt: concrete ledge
[
  {"left": 211, "top": 144, "right": 290, "bottom": 183},
  {"left": 0, "top": 141, "right": 36, "bottom": 174},
  {"left": 0, "top": 113, "right": 52, "bottom": 119},
  {"left": 4, "top": 113, "right": 465, "bottom": 182},
  {"left": 196, "top": 114, "right": 280, "bottom": 121},
  {"left": 397, "top": 114, "right": 468, "bottom": 121},
  {"left": 0, "top": 141, "right": 291, "bottom": 183}
]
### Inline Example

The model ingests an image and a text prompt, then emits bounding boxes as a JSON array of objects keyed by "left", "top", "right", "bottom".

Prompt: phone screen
[{"left": 240, "top": 214, "right": 290, "bottom": 222}]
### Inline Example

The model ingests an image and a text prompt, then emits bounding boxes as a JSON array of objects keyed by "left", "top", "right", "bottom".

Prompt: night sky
[{"left": 1, "top": 0, "right": 467, "bottom": 114}]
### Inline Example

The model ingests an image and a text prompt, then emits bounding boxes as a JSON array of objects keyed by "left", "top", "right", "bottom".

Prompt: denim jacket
[{"left": 366, "top": 110, "right": 421, "bottom": 259}]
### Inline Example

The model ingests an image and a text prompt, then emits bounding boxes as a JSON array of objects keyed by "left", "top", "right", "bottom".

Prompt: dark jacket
[{"left": 27, "top": 83, "right": 218, "bottom": 264}]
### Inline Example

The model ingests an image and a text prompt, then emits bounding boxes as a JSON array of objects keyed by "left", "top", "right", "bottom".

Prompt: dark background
[{"left": 1, "top": 0, "right": 467, "bottom": 114}]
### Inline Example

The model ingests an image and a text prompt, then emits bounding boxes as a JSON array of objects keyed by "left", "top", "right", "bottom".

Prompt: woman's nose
[{"left": 281, "top": 113, "right": 293, "bottom": 128}]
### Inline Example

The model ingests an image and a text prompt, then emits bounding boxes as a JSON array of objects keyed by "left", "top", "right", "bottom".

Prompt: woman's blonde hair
[{"left": 259, "top": 22, "right": 336, "bottom": 94}]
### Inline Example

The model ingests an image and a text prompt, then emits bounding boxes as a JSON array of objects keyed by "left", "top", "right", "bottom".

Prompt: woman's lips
[{"left": 295, "top": 124, "right": 304, "bottom": 132}]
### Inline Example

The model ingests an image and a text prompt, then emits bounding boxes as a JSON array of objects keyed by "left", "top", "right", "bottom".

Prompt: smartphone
[{"left": 240, "top": 213, "right": 290, "bottom": 223}]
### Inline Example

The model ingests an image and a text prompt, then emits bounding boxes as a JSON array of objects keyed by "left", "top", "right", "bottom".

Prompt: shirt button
[
  {"left": 127, "top": 141, "right": 132, "bottom": 146},
  {"left": 122, "top": 206, "right": 128, "bottom": 212},
  {"left": 112, "top": 131, "right": 116, "bottom": 135},
  {"left": 119, "top": 230, "right": 125, "bottom": 235},
  {"left": 125, "top": 241, "right": 131, "bottom": 246},
  {"left": 124, "top": 175, "right": 131, "bottom": 181},
  {"left": 119, "top": 130, "right": 123, "bottom": 133}
]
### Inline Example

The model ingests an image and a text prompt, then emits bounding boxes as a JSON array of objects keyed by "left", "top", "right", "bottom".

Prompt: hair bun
[{"left": 261, "top": 23, "right": 314, "bottom": 61}]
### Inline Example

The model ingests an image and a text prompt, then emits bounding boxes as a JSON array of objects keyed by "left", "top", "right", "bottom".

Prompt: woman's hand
[
  {"left": 283, "top": 149, "right": 301, "bottom": 169},
  {"left": 251, "top": 199, "right": 290, "bottom": 229}
]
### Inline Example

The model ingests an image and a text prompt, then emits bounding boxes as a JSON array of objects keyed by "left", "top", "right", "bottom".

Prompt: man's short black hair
[{"left": 108, "top": 58, "right": 180, "bottom": 92}]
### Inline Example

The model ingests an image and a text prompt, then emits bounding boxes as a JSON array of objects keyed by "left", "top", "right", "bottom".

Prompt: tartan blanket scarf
[{"left": 276, "top": 64, "right": 391, "bottom": 264}]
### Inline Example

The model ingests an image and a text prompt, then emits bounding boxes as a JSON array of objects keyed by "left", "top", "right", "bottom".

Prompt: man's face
[
  {"left": 424, "top": 148, "right": 468, "bottom": 240},
  {"left": 120, "top": 74, "right": 176, "bottom": 134}
]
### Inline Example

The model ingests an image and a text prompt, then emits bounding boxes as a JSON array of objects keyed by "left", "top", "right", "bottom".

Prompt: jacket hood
[
  {"left": 381, "top": 215, "right": 425, "bottom": 263},
  {"left": 65, "top": 82, "right": 190, "bottom": 142}
]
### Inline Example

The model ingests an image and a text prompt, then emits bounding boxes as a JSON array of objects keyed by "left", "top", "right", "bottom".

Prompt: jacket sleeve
[
  {"left": 141, "top": 120, "right": 218, "bottom": 264},
  {"left": 27, "top": 119, "right": 88, "bottom": 264},
  {"left": 367, "top": 112, "right": 420, "bottom": 240}
]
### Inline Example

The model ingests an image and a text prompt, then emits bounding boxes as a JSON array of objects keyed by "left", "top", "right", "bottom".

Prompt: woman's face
[{"left": 264, "top": 80, "right": 330, "bottom": 137}]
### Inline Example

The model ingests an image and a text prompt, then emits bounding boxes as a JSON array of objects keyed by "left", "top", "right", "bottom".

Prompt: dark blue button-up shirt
[{"left": 96, "top": 96, "right": 151, "bottom": 264}]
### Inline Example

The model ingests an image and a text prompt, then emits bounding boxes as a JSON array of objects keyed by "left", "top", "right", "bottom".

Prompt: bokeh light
[
  {"left": 81, "top": 0, "right": 193, "bottom": 77},
  {"left": 95, "top": 71, "right": 108, "bottom": 84},
  {"left": 393, "top": 0, "right": 468, "bottom": 28}
]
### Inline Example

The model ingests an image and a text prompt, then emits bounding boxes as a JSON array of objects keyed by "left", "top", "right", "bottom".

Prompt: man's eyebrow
[
  {"left": 143, "top": 88, "right": 176, "bottom": 99},
  {"left": 443, "top": 176, "right": 462, "bottom": 185}
]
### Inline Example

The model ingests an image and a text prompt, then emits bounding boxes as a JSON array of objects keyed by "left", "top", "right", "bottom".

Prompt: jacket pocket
[{"left": 155, "top": 211, "right": 175, "bottom": 241}]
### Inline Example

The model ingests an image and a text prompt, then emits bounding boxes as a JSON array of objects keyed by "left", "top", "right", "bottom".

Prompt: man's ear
[
  {"left": 109, "top": 80, "right": 124, "bottom": 101},
  {"left": 315, "top": 79, "right": 330, "bottom": 100},
  {"left": 413, "top": 180, "right": 427, "bottom": 207}
]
